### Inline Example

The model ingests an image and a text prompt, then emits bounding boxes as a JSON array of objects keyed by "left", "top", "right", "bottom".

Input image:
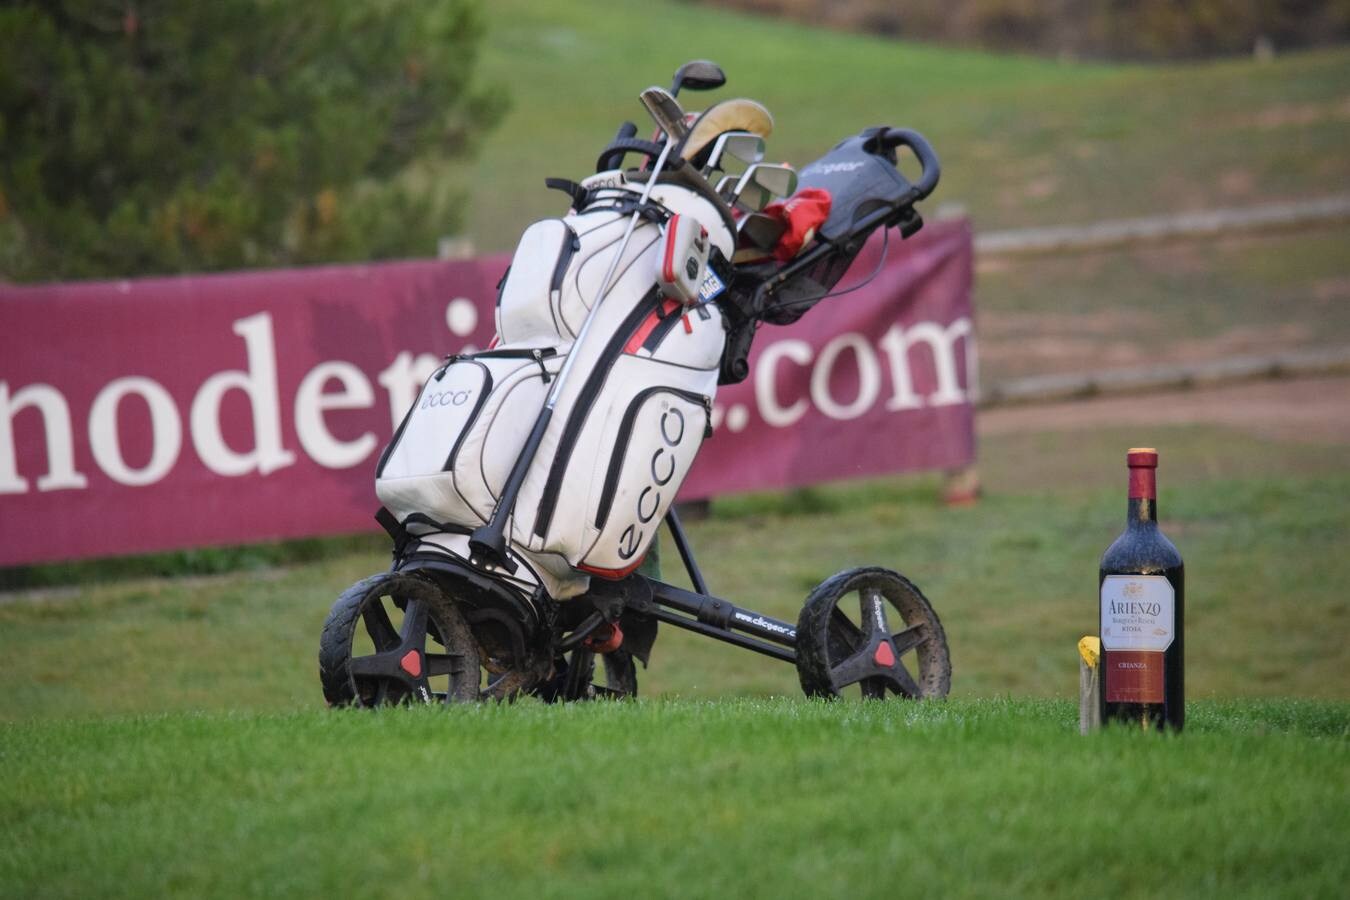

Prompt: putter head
[
  {"left": 702, "top": 131, "right": 766, "bottom": 178},
  {"left": 671, "top": 59, "right": 726, "bottom": 96},
  {"left": 639, "top": 86, "right": 689, "bottom": 142},
  {"left": 731, "top": 163, "right": 798, "bottom": 212}
]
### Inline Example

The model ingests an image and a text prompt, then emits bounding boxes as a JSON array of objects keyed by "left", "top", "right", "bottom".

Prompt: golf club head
[
  {"left": 737, "top": 211, "right": 787, "bottom": 252},
  {"left": 670, "top": 59, "right": 726, "bottom": 97},
  {"left": 753, "top": 163, "right": 798, "bottom": 198},
  {"left": 731, "top": 163, "right": 798, "bottom": 212},
  {"left": 639, "top": 86, "right": 689, "bottom": 142},
  {"left": 702, "top": 131, "right": 766, "bottom": 178}
]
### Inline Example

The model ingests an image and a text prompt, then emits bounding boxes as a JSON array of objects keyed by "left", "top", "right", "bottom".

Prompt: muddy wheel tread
[
  {"left": 795, "top": 566, "right": 951, "bottom": 700},
  {"left": 318, "top": 574, "right": 389, "bottom": 706},
  {"left": 318, "top": 572, "right": 481, "bottom": 707}
]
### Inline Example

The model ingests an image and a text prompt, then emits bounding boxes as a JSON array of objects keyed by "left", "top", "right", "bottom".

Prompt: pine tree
[{"left": 0, "top": 0, "right": 506, "bottom": 282}]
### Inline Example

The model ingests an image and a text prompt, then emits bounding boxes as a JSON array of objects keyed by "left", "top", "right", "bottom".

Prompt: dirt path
[{"left": 977, "top": 374, "right": 1350, "bottom": 444}]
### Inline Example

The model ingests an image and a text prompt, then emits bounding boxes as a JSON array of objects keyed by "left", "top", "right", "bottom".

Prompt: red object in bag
[{"left": 763, "top": 188, "right": 832, "bottom": 262}]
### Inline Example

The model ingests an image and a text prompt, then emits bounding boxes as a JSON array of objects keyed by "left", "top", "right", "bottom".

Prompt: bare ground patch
[{"left": 979, "top": 374, "right": 1350, "bottom": 445}]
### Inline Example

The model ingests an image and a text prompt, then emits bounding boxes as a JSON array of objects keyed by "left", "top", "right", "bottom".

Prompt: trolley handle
[{"left": 878, "top": 127, "right": 941, "bottom": 203}]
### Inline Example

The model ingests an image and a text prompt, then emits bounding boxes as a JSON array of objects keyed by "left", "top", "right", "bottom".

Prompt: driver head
[{"left": 671, "top": 59, "right": 726, "bottom": 96}]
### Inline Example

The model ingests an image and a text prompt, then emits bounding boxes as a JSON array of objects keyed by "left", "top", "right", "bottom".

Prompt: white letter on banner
[
  {"left": 294, "top": 361, "right": 377, "bottom": 469},
  {"left": 754, "top": 339, "right": 812, "bottom": 428},
  {"left": 0, "top": 382, "right": 89, "bottom": 494},
  {"left": 190, "top": 312, "right": 296, "bottom": 476},
  {"left": 89, "top": 377, "right": 182, "bottom": 486},
  {"left": 810, "top": 333, "right": 881, "bottom": 421},
  {"left": 377, "top": 351, "right": 442, "bottom": 431},
  {"left": 879, "top": 318, "right": 974, "bottom": 410}
]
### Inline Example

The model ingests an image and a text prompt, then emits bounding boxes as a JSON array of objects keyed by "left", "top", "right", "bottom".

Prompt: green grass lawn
[
  {"left": 462, "top": 0, "right": 1350, "bottom": 253},
  {"left": 2, "top": 699, "right": 1345, "bottom": 899},
  {"left": 4, "top": 12, "right": 1349, "bottom": 892},
  {"left": 457, "top": 1, "right": 1350, "bottom": 384},
  {"left": 2, "top": 422, "right": 1346, "bottom": 722},
  {"left": 2, "top": 420, "right": 1345, "bottom": 898}
]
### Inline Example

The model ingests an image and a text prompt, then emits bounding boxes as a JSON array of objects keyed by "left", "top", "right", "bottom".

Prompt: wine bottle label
[
  {"left": 1100, "top": 575, "right": 1174, "bottom": 652},
  {"left": 1104, "top": 651, "right": 1165, "bottom": 703},
  {"left": 1100, "top": 575, "right": 1174, "bottom": 704}
]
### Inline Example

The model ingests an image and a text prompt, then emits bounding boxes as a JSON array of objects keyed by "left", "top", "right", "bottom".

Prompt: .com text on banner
[{"left": 0, "top": 218, "right": 974, "bottom": 566}]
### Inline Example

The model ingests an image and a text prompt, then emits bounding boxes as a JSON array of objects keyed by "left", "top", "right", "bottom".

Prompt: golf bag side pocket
[
  {"left": 528, "top": 347, "right": 720, "bottom": 578},
  {"left": 376, "top": 348, "right": 560, "bottom": 532},
  {"left": 495, "top": 219, "right": 581, "bottom": 345},
  {"left": 496, "top": 208, "right": 655, "bottom": 346},
  {"left": 579, "top": 384, "right": 712, "bottom": 577}
]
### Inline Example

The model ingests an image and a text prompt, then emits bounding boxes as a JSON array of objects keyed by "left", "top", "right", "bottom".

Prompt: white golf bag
[{"left": 375, "top": 176, "right": 734, "bottom": 599}]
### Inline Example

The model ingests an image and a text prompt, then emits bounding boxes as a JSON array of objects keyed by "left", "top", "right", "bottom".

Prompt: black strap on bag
[
  {"left": 375, "top": 507, "right": 411, "bottom": 557},
  {"left": 376, "top": 507, "right": 476, "bottom": 560}
]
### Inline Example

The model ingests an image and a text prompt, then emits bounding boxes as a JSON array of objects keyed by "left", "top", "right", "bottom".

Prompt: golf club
[
  {"left": 669, "top": 59, "right": 725, "bottom": 97},
  {"left": 467, "top": 94, "right": 682, "bottom": 572},
  {"left": 730, "top": 163, "right": 798, "bottom": 212},
  {"left": 639, "top": 86, "right": 689, "bottom": 142},
  {"left": 737, "top": 211, "right": 787, "bottom": 253},
  {"left": 702, "top": 131, "right": 765, "bottom": 178}
]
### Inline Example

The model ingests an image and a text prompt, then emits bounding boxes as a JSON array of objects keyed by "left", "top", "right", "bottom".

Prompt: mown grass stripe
[{"left": 1, "top": 699, "right": 1345, "bottom": 899}]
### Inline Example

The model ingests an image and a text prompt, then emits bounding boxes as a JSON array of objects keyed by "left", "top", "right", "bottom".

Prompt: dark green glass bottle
[{"left": 1098, "top": 448, "right": 1184, "bottom": 732}]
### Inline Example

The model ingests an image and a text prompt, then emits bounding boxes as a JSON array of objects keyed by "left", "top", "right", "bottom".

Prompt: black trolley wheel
[
  {"left": 319, "top": 572, "right": 481, "bottom": 706},
  {"left": 795, "top": 567, "right": 951, "bottom": 700}
]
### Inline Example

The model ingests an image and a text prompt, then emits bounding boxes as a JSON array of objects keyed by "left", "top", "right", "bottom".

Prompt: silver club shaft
[{"left": 542, "top": 137, "right": 676, "bottom": 409}]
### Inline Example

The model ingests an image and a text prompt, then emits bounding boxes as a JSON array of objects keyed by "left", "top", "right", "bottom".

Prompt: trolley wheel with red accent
[
  {"left": 794, "top": 567, "right": 950, "bottom": 700},
  {"left": 319, "top": 572, "right": 480, "bottom": 707}
]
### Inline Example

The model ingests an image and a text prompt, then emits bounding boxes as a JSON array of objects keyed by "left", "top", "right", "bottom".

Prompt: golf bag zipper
[
  {"left": 375, "top": 403, "right": 417, "bottom": 479},
  {"left": 592, "top": 386, "right": 712, "bottom": 531},
  {"left": 541, "top": 224, "right": 580, "bottom": 337},
  {"left": 445, "top": 347, "right": 557, "bottom": 361},
  {"left": 441, "top": 360, "right": 492, "bottom": 472},
  {"left": 439, "top": 348, "right": 562, "bottom": 470},
  {"left": 377, "top": 357, "right": 496, "bottom": 478},
  {"left": 532, "top": 287, "right": 663, "bottom": 539},
  {"left": 550, "top": 224, "right": 582, "bottom": 306},
  {"left": 454, "top": 346, "right": 558, "bottom": 383},
  {"left": 637, "top": 301, "right": 686, "bottom": 354}
]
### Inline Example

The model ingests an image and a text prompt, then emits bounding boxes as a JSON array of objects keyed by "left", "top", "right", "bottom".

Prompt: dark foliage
[{"left": 0, "top": 0, "right": 506, "bottom": 282}]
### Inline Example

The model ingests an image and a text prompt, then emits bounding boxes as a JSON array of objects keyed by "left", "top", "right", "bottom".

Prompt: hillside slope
[{"left": 462, "top": 0, "right": 1350, "bottom": 251}]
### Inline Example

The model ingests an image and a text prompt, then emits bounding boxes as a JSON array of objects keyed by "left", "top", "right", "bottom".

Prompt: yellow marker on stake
[
  {"left": 1079, "top": 635, "right": 1101, "bottom": 669},
  {"left": 1079, "top": 635, "right": 1102, "bottom": 734}
]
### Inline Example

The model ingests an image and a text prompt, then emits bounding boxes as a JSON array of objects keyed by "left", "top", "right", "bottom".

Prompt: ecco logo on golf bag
[
  {"left": 420, "top": 389, "right": 474, "bottom": 410},
  {"left": 617, "top": 406, "right": 686, "bottom": 560}
]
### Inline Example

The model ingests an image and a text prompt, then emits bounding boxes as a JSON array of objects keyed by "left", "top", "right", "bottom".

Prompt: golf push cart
[{"left": 319, "top": 60, "right": 952, "bottom": 705}]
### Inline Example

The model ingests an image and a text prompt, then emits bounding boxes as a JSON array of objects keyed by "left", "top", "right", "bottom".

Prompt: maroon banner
[
  {"left": 0, "top": 219, "right": 973, "bottom": 566},
  {"left": 687, "top": 219, "right": 974, "bottom": 496}
]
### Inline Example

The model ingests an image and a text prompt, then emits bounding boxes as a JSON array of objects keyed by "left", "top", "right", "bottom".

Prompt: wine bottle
[{"left": 1098, "top": 448, "right": 1184, "bottom": 731}]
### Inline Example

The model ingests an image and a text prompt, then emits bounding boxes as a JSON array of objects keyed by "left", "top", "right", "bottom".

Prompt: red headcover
[{"left": 763, "top": 188, "right": 832, "bottom": 262}]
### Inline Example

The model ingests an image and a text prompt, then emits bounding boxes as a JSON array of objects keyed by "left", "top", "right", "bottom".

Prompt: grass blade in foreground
[{"left": 2, "top": 699, "right": 1346, "bottom": 899}]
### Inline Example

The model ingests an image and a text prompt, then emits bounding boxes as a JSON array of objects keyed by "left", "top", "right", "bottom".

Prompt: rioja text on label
[{"left": 1099, "top": 575, "right": 1175, "bottom": 652}]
